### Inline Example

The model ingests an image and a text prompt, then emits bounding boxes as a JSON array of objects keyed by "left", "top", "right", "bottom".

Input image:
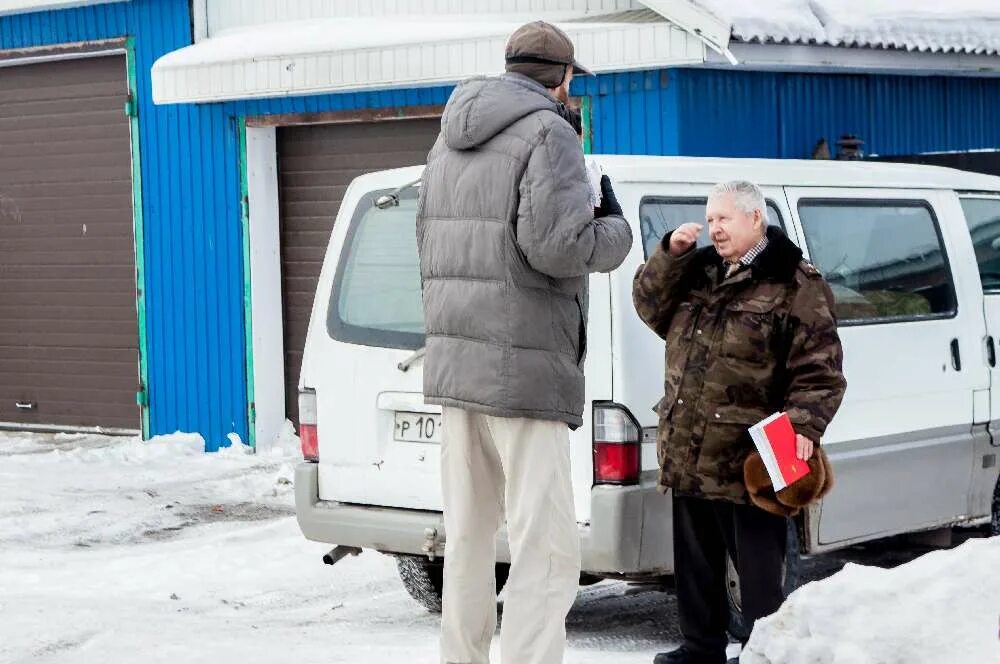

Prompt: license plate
[{"left": 394, "top": 412, "right": 442, "bottom": 443}]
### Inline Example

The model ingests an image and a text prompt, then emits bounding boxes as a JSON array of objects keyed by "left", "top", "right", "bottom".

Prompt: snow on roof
[
  {"left": 151, "top": 12, "right": 704, "bottom": 104},
  {"left": 151, "top": 1, "right": 1000, "bottom": 104},
  {"left": 696, "top": 0, "right": 1000, "bottom": 55}
]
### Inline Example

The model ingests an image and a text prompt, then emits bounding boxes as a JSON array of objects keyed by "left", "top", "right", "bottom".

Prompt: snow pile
[
  {"left": 742, "top": 536, "right": 1000, "bottom": 664},
  {"left": 696, "top": 0, "right": 1000, "bottom": 54},
  {"left": 0, "top": 430, "right": 298, "bottom": 549},
  {"left": 49, "top": 431, "right": 205, "bottom": 463},
  {"left": 258, "top": 418, "right": 302, "bottom": 458}
]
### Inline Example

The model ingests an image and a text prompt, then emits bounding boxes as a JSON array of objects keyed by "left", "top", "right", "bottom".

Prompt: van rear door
[
  {"left": 957, "top": 193, "right": 1000, "bottom": 519},
  {"left": 302, "top": 169, "right": 445, "bottom": 511}
]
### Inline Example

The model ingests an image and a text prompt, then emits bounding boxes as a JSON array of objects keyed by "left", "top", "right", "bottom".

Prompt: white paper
[
  {"left": 748, "top": 411, "right": 788, "bottom": 490},
  {"left": 586, "top": 159, "right": 603, "bottom": 209}
]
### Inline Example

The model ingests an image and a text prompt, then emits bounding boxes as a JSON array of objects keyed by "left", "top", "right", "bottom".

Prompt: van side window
[
  {"left": 797, "top": 200, "right": 957, "bottom": 324},
  {"left": 327, "top": 190, "right": 424, "bottom": 349},
  {"left": 639, "top": 198, "right": 784, "bottom": 258},
  {"left": 959, "top": 197, "right": 1000, "bottom": 294}
]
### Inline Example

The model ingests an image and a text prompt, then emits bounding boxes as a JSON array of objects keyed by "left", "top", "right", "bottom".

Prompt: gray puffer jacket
[{"left": 416, "top": 73, "right": 633, "bottom": 428}]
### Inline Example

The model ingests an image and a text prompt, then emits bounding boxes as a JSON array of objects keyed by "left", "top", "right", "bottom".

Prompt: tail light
[
  {"left": 299, "top": 388, "right": 319, "bottom": 462},
  {"left": 593, "top": 403, "right": 641, "bottom": 485}
]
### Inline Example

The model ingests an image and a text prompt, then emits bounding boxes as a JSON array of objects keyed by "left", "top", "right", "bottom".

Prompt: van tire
[
  {"left": 725, "top": 520, "right": 801, "bottom": 643},
  {"left": 395, "top": 556, "right": 510, "bottom": 613}
]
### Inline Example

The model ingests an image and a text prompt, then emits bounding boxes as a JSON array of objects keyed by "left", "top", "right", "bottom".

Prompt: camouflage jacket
[{"left": 632, "top": 226, "right": 847, "bottom": 502}]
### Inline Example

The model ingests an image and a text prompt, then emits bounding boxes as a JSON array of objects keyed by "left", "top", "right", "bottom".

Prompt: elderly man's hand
[
  {"left": 669, "top": 223, "right": 703, "bottom": 257},
  {"left": 796, "top": 434, "right": 815, "bottom": 461}
]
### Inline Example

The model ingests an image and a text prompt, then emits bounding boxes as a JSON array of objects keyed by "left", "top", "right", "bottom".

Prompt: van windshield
[{"left": 327, "top": 189, "right": 424, "bottom": 350}]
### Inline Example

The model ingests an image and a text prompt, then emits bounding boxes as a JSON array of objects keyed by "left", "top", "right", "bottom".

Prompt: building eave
[{"left": 151, "top": 17, "right": 706, "bottom": 105}]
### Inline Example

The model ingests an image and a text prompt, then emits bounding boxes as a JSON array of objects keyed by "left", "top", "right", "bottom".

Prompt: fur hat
[{"left": 744, "top": 447, "right": 835, "bottom": 517}]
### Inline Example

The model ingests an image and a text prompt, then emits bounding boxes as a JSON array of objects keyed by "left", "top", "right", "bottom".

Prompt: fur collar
[{"left": 689, "top": 226, "right": 802, "bottom": 284}]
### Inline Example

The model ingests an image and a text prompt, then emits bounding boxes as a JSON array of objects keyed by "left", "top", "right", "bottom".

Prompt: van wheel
[
  {"left": 725, "top": 520, "right": 801, "bottom": 643},
  {"left": 394, "top": 556, "right": 510, "bottom": 613}
]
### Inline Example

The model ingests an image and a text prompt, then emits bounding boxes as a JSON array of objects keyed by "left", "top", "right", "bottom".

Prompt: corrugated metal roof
[
  {"left": 696, "top": 0, "right": 1000, "bottom": 56},
  {"left": 151, "top": 13, "right": 704, "bottom": 104}
]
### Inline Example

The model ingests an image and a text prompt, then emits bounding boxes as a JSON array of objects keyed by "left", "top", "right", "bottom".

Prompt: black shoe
[{"left": 653, "top": 646, "right": 726, "bottom": 664}]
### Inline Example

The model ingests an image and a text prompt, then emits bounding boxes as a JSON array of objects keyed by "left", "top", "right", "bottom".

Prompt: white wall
[
  {"left": 205, "top": 0, "right": 642, "bottom": 36},
  {"left": 245, "top": 127, "right": 286, "bottom": 452}
]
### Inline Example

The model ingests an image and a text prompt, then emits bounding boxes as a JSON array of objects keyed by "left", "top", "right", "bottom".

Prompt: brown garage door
[
  {"left": 277, "top": 118, "right": 440, "bottom": 425},
  {"left": 0, "top": 55, "right": 138, "bottom": 431}
]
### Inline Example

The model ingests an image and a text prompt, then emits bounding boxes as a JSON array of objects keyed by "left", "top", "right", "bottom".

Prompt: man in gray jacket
[{"left": 416, "top": 21, "right": 633, "bottom": 664}]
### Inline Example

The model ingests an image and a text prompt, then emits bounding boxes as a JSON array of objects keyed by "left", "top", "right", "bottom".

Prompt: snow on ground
[
  {"left": 0, "top": 429, "right": 295, "bottom": 550},
  {"left": 0, "top": 430, "right": 680, "bottom": 664},
  {"left": 2, "top": 429, "right": 993, "bottom": 663},
  {"left": 743, "top": 536, "right": 1000, "bottom": 664}
]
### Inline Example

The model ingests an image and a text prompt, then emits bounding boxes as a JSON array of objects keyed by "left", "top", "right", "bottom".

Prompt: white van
[{"left": 294, "top": 156, "right": 1000, "bottom": 623}]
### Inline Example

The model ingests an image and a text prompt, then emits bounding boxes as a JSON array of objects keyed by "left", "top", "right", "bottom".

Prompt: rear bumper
[{"left": 294, "top": 463, "right": 674, "bottom": 576}]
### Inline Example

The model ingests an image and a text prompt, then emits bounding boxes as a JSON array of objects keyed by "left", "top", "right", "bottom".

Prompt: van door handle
[
  {"left": 951, "top": 339, "right": 962, "bottom": 371},
  {"left": 988, "top": 336, "right": 997, "bottom": 368}
]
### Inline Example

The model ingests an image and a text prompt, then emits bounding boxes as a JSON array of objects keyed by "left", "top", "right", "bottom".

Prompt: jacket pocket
[
  {"left": 666, "top": 301, "right": 699, "bottom": 348},
  {"left": 575, "top": 294, "right": 587, "bottom": 366},
  {"left": 721, "top": 297, "right": 778, "bottom": 364},
  {"left": 697, "top": 406, "right": 769, "bottom": 471}
]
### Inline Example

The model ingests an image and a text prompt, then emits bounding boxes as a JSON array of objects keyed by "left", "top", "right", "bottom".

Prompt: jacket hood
[{"left": 441, "top": 73, "right": 560, "bottom": 150}]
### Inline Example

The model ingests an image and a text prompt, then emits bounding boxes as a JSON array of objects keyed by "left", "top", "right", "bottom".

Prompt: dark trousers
[{"left": 672, "top": 494, "right": 789, "bottom": 659}]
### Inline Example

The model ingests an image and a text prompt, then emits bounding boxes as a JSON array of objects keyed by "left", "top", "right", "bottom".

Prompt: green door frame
[{"left": 125, "top": 37, "right": 151, "bottom": 439}]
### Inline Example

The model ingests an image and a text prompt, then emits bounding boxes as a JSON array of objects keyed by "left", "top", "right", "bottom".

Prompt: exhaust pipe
[{"left": 322, "top": 545, "right": 363, "bottom": 567}]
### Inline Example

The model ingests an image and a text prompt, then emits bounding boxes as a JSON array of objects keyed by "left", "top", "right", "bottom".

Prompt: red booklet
[{"left": 748, "top": 412, "right": 810, "bottom": 491}]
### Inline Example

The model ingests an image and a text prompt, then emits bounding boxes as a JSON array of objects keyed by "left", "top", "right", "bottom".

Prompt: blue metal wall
[
  {"left": 4, "top": 0, "right": 1000, "bottom": 450},
  {"left": 0, "top": 0, "right": 247, "bottom": 450},
  {"left": 579, "top": 70, "right": 678, "bottom": 155},
  {"left": 672, "top": 68, "right": 1000, "bottom": 159}
]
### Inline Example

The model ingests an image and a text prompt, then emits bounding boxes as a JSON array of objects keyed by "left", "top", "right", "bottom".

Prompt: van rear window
[{"left": 327, "top": 189, "right": 425, "bottom": 350}]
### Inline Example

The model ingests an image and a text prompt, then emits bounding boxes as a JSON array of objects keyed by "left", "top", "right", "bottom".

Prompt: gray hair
[{"left": 709, "top": 180, "right": 766, "bottom": 219}]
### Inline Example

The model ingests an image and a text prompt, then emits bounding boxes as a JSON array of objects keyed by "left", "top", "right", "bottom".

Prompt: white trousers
[{"left": 439, "top": 407, "right": 582, "bottom": 664}]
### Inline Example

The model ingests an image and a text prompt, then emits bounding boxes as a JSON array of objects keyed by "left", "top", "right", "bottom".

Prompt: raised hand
[{"left": 669, "top": 222, "right": 704, "bottom": 257}]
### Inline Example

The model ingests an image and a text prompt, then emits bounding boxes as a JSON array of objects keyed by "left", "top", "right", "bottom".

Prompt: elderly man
[
  {"left": 417, "top": 20, "right": 632, "bottom": 664},
  {"left": 632, "top": 181, "right": 847, "bottom": 664}
]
